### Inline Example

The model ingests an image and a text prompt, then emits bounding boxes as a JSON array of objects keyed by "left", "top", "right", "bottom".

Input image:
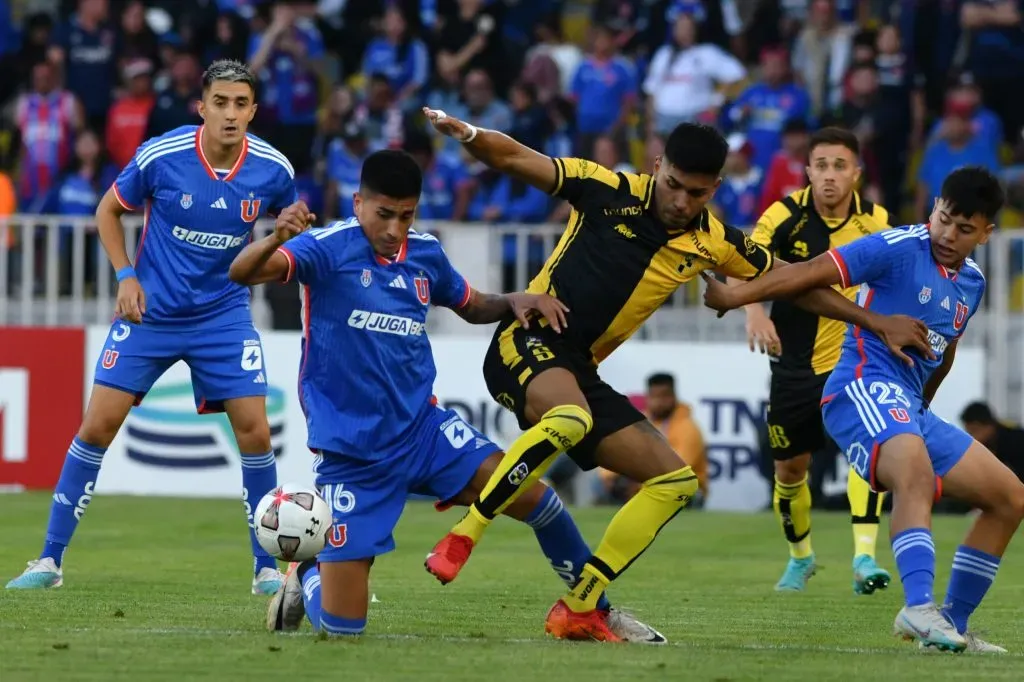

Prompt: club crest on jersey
[
  {"left": 414, "top": 276, "right": 430, "bottom": 305},
  {"left": 240, "top": 198, "right": 261, "bottom": 223},
  {"left": 180, "top": 193, "right": 193, "bottom": 210},
  {"left": 918, "top": 286, "right": 932, "bottom": 304},
  {"left": 360, "top": 268, "right": 372, "bottom": 287}
]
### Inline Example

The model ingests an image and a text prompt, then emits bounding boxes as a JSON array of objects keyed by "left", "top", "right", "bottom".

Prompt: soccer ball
[{"left": 253, "top": 484, "right": 332, "bottom": 562}]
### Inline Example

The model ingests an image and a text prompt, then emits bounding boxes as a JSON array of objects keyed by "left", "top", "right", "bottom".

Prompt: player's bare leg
[
  {"left": 873, "top": 434, "right": 964, "bottom": 652},
  {"left": 7, "top": 385, "right": 136, "bottom": 589},
  {"left": 224, "top": 396, "right": 284, "bottom": 595},
  {"left": 931, "top": 441, "right": 1024, "bottom": 653},
  {"left": 772, "top": 454, "right": 817, "bottom": 591},
  {"left": 427, "top": 368, "right": 592, "bottom": 582}
]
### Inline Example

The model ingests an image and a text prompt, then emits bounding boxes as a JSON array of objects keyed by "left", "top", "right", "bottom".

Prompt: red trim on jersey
[
  {"left": 297, "top": 284, "right": 311, "bottom": 417},
  {"left": 112, "top": 182, "right": 139, "bottom": 212},
  {"left": 194, "top": 126, "right": 249, "bottom": 181},
  {"left": 827, "top": 249, "right": 850, "bottom": 288},
  {"left": 852, "top": 288, "right": 875, "bottom": 379},
  {"left": 456, "top": 279, "right": 473, "bottom": 308},
  {"left": 134, "top": 200, "right": 151, "bottom": 267},
  {"left": 279, "top": 246, "right": 296, "bottom": 283},
  {"left": 820, "top": 393, "right": 836, "bottom": 407},
  {"left": 429, "top": 395, "right": 438, "bottom": 406},
  {"left": 868, "top": 442, "right": 881, "bottom": 492},
  {"left": 374, "top": 239, "right": 409, "bottom": 265}
]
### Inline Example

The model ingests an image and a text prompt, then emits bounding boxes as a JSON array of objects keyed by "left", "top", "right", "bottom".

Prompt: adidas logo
[
  {"left": 389, "top": 276, "right": 407, "bottom": 289},
  {"left": 941, "top": 296, "right": 950, "bottom": 311},
  {"left": 474, "top": 437, "right": 489, "bottom": 450},
  {"left": 253, "top": 372, "right": 266, "bottom": 384},
  {"left": 210, "top": 197, "right": 228, "bottom": 209},
  {"left": 52, "top": 493, "right": 71, "bottom": 506}
]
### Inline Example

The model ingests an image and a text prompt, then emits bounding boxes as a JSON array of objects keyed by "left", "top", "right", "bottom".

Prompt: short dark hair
[
  {"left": 960, "top": 401, "right": 996, "bottom": 425},
  {"left": 647, "top": 373, "right": 675, "bottom": 391},
  {"left": 202, "top": 59, "right": 257, "bottom": 95},
  {"left": 664, "top": 123, "right": 728, "bottom": 176},
  {"left": 360, "top": 150, "right": 422, "bottom": 199},
  {"left": 940, "top": 166, "right": 1005, "bottom": 222},
  {"left": 809, "top": 126, "right": 860, "bottom": 158}
]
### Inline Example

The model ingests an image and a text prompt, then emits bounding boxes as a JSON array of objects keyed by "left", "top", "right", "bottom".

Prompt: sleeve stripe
[
  {"left": 827, "top": 249, "right": 850, "bottom": 288},
  {"left": 550, "top": 158, "right": 564, "bottom": 196},
  {"left": 112, "top": 183, "right": 139, "bottom": 212},
  {"left": 456, "top": 279, "right": 473, "bottom": 309},
  {"left": 279, "top": 246, "right": 296, "bottom": 284}
]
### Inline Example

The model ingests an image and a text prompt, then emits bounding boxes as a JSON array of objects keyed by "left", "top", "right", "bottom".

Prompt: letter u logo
[{"left": 240, "top": 199, "right": 261, "bottom": 223}]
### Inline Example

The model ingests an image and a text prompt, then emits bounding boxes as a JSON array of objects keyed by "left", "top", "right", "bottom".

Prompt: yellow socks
[
  {"left": 847, "top": 467, "right": 884, "bottom": 558},
  {"left": 565, "top": 465, "right": 698, "bottom": 613},
  {"left": 452, "top": 405, "right": 592, "bottom": 544},
  {"left": 774, "top": 475, "right": 813, "bottom": 559}
]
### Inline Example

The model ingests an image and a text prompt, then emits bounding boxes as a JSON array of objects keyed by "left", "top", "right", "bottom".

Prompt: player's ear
[
  {"left": 248, "top": 103, "right": 257, "bottom": 123},
  {"left": 652, "top": 155, "right": 661, "bottom": 175},
  {"left": 197, "top": 98, "right": 206, "bottom": 121},
  {"left": 978, "top": 223, "right": 995, "bottom": 245}
]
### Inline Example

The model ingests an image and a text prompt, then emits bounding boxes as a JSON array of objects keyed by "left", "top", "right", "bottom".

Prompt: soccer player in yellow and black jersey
[
  {"left": 740, "top": 128, "right": 891, "bottom": 595},
  {"left": 420, "top": 107, "right": 930, "bottom": 643}
]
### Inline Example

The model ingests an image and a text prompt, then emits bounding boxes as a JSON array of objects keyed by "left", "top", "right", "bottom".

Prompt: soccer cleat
[
  {"left": 5, "top": 558, "right": 63, "bottom": 590},
  {"left": 852, "top": 554, "right": 891, "bottom": 595},
  {"left": 963, "top": 632, "right": 1007, "bottom": 653},
  {"left": 774, "top": 555, "right": 816, "bottom": 591},
  {"left": 893, "top": 604, "right": 966, "bottom": 652},
  {"left": 545, "top": 599, "right": 622, "bottom": 642},
  {"left": 424, "top": 533, "right": 474, "bottom": 585},
  {"left": 606, "top": 608, "right": 667, "bottom": 644},
  {"left": 252, "top": 566, "right": 285, "bottom": 596},
  {"left": 266, "top": 563, "right": 305, "bottom": 632}
]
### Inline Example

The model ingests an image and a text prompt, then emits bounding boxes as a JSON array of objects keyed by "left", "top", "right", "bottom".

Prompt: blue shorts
[
  {"left": 314, "top": 406, "right": 500, "bottom": 562},
  {"left": 93, "top": 319, "right": 268, "bottom": 413},
  {"left": 822, "top": 375, "right": 973, "bottom": 490}
]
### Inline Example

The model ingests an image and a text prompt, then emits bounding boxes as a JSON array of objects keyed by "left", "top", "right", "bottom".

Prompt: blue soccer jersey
[
  {"left": 279, "top": 219, "right": 473, "bottom": 457},
  {"left": 112, "top": 125, "right": 298, "bottom": 327}
]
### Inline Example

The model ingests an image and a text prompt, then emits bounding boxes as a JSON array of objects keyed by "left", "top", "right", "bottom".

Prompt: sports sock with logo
[
  {"left": 942, "top": 545, "right": 1001, "bottom": 634},
  {"left": 241, "top": 450, "right": 279, "bottom": 574},
  {"left": 848, "top": 468, "right": 884, "bottom": 558},
  {"left": 297, "top": 561, "right": 322, "bottom": 631},
  {"left": 320, "top": 610, "right": 366, "bottom": 636},
  {"left": 773, "top": 475, "right": 813, "bottom": 559},
  {"left": 892, "top": 527, "right": 935, "bottom": 607},
  {"left": 41, "top": 437, "right": 106, "bottom": 567}
]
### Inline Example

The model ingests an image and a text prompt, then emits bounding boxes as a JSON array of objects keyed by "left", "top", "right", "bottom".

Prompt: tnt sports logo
[
  {"left": 172, "top": 226, "right": 245, "bottom": 250},
  {"left": 347, "top": 310, "right": 425, "bottom": 337},
  {"left": 123, "top": 382, "right": 285, "bottom": 468}
]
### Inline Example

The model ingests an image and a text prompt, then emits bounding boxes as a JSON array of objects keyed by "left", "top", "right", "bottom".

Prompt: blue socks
[
  {"left": 892, "top": 527, "right": 936, "bottom": 607},
  {"left": 942, "top": 545, "right": 1001, "bottom": 634},
  {"left": 41, "top": 437, "right": 105, "bottom": 567},
  {"left": 241, "top": 451, "right": 278, "bottom": 574},
  {"left": 524, "top": 487, "right": 611, "bottom": 612},
  {"left": 296, "top": 562, "right": 366, "bottom": 635}
]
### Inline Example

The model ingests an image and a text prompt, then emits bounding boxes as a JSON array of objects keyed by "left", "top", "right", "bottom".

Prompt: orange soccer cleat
[
  {"left": 544, "top": 599, "right": 622, "bottom": 642},
  {"left": 424, "top": 532, "right": 475, "bottom": 585}
]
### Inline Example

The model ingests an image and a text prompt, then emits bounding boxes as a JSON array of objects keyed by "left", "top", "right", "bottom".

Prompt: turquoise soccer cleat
[
  {"left": 6, "top": 558, "right": 63, "bottom": 590},
  {"left": 853, "top": 554, "right": 891, "bottom": 595},
  {"left": 774, "top": 555, "right": 816, "bottom": 592}
]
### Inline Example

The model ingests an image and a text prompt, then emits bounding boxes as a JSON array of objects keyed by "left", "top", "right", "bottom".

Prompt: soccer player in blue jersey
[
  {"left": 703, "top": 166, "right": 1024, "bottom": 653},
  {"left": 229, "top": 149, "right": 665, "bottom": 642},
  {"left": 6, "top": 60, "right": 296, "bottom": 596}
]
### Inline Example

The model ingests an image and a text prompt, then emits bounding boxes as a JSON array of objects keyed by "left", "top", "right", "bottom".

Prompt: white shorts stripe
[
  {"left": 853, "top": 379, "right": 887, "bottom": 431},
  {"left": 845, "top": 383, "right": 882, "bottom": 436}
]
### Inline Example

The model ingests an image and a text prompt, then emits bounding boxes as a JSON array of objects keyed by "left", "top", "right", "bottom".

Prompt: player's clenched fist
[
  {"left": 423, "top": 107, "right": 476, "bottom": 142},
  {"left": 274, "top": 200, "right": 315, "bottom": 244},
  {"left": 115, "top": 277, "right": 146, "bottom": 324}
]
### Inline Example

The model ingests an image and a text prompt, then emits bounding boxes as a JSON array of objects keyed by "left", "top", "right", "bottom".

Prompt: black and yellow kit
[
  {"left": 751, "top": 187, "right": 889, "bottom": 460},
  {"left": 482, "top": 157, "right": 773, "bottom": 469}
]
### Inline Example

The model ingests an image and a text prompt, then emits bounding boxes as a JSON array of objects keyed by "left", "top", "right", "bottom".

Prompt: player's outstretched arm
[
  {"left": 229, "top": 201, "right": 315, "bottom": 285},
  {"left": 456, "top": 290, "right": 569, "bottom": 332},
  {"left": 423, "top": 107, "right": 557, "bottom": 194}
]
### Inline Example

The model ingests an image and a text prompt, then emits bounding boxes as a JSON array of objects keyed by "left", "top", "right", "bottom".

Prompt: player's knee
[
  {"left": 986, "top": 479, "right": 1024, "bottom": 525},
  {"left": 641, "top": 465, "right": 700, "bottom": 507},
  {"left": 774, "top": 456, "right": 809, "bottom": 485},
  {"left": 539, "top": 404, "right": 593, "bottom": 450},
  {"left": 234, "top": 420, "right": 272, "bottom": 453},
  {"left": 78, "top": 412, "right": 123, "bottom": 448}
]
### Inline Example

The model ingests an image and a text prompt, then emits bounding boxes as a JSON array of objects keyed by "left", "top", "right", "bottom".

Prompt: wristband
[
  {"left": 461, "top": 124, "right": 479, "bottom": 143},
  {"left": 116, "top": 266, "right": 136, "bottom": 282}
]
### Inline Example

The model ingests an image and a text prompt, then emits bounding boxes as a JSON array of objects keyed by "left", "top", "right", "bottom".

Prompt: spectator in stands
[
  {"left": 714, "top": 133, "right": 763, "bottom": 228},
  {"left": 524, "top": 12, "right": 582, "bottom": 98},
  {"left": 106, "top": 59, "right": 155, "bottom": 170},
  {"left": 353, "top": 74, "right": 408, "bottom": 152},
  {"left": 4, "top": 13, "right": 52, "bottom": 106},
  {"left": 642, "top": 13, "right": 744, "bottom": 139},
  {"left": 822, "top": 61, "right": 883, "bottom": 201},
  {"left": 323, "top": 119, "right": 368, "bottom": 222},
  {"left": 144, "top": 52, "right": 200, "bottom": 140},
  {"left": 758, "top": 117, "right": 810, "bottom": 214},
  {"left": 435, "top": 0, "right": 505, "bottom": 91},
  {"left": 927, "top": 73, "right": 1003, "bottom": 157},
  {"left": 571, "top": 23, "right": 637, "bottom": 158},
  {"left": 660, "top": 0, "right": 745, "bottom": 53},
  {"left": 50, "top": 0, "right": 116, "bottom": 134},
  {"left": 724, "top": 46, "right": 812, "bottom": 172},
  {"left": 14, "top": 60, "right": 82, "bottom": 213},
  {"left": 590, "top": 0, "right": 653, "bottom": 57},
  {"left": 362, "top": 4, "right": 429, "bottom": 111},
  {"left": 404, "top": 130, "right": 472, "bottom": 222},
  {"left": 508, "top": 80, "right": 549, "bottom": 154},
  {"left": 960, "top": 402, "right": 1024, "bottom": 482},
  {"left": 592, "top": 134, "right": 634, "bottom": 174},
  {"left": 961, "top": 0, "right": 1024, "bottom": 145},
  {"left": 116, "top": 0, "right": 160, "bottom": 68},
  {"left": 916, "top": 96, "right": 1001, "bottom": 220},
  {"left": 874, "top": 23, "right": 923, "bottom": 214},
  {"left": 205, "top": 11, "right": 251, "bottom": 65},
  {"left": 792, "top": 0, "right": 855, "bottom": 117},
  {"left": 310, "top": 85, "right": 356, "bottom": 177},
  {"left": 443, "top": 68, "right": 511, "bottom": 156}
]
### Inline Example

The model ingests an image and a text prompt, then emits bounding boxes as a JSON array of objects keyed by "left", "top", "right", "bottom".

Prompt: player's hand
[
  {"left": 508, "top": 293, "right": 570, "bottom": 333},
  {"left": 746, "top": 311, "right": 782, "bottom": 356},
  {"left": 422, "top": 107, "right": 475, "bottom": 142},
  {"left": 700, "top": 272, "right": 738, "bottom": 317},
  {"left": 274, "top": 201, "right": 315, "bottom": 244},
  {"left": 871, "top": 314, "right": 936, "bottom": 367},
  {"left": 115, "top": 277, "right": 146, "bottom": 324}
]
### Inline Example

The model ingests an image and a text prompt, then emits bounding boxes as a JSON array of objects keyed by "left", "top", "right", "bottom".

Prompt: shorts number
[
  {"left": 868, "top": 381, "right": 911, "bottom": 409},
  {"left": 524, "top": 336, "right": 554, "bottom": 362},
  {"left": 328, "top": 523, "right": 348, "bottom": 548},
  {"left": 323, "top": 483, "right": 356, "bottom": 514},
  {"left": 767, "top": 424, "right": 791, "bottom": 450}
]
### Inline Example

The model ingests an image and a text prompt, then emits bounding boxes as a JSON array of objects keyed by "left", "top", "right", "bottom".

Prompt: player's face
[
  {"left": 652, "top": 157, "right": 721, "bottom": 229},
  {"left": 198, "top": 81, "right": 257, "bottom": 146},
  {"left": 928, "top": 198, "right": 993, "bottom": 267},
  {"left": 354, "top": 192, "right": 418, "bottom": 258},
  {"left": 807, "top": 143, "right": 860, "bottom": 210}
]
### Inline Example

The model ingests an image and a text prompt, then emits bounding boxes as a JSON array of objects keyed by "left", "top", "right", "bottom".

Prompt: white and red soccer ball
[{"left": 253, "top": 483, "right": 332, "bottom": 562}]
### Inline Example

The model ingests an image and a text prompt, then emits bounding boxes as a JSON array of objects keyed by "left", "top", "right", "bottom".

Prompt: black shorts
[
  {"left": 481, "top": 318, "right": 644, "bottom": 471},
  {"left": 767, "top": 370, "right": 837, "bottom": 461}
]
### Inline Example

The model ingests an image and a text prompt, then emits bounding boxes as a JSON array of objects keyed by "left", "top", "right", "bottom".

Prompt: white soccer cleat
[
  {"left": 252, "top": 566, "right": 286, "bottom": 596},
  {"left": 266, "top": 563, "right": 305, "bottom": 632},
  {"left": 5, "top": 558, "right": 63, "bottom": 590},
  {"left": 963, "top": 632, "right": 1007, "bottom": 653},
  {"left": 893, "top": 604, "right": 966, "bottom": 652},
  {"left": 606, "top": 608, "right": 668, "bottom": 644}
]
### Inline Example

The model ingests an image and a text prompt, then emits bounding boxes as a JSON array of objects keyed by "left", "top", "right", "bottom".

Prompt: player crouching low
[
  {"left": 230, "top": 150, "right": 663, "bottom": 642},
  {"left": 703, "top": 166, "right": 1022, "bottom": 653}
]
